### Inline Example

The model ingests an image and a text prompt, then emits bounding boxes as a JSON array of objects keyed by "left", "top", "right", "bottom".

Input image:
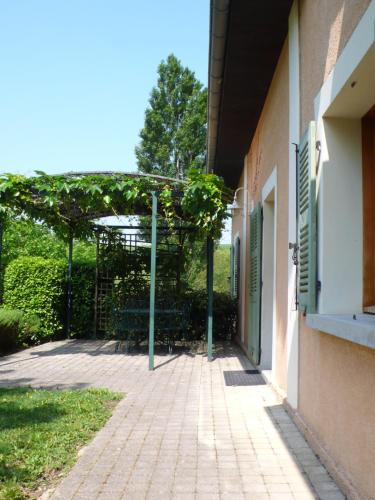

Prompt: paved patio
[{"left": 0, "top": 340, "right": 344, "bottom": 500}]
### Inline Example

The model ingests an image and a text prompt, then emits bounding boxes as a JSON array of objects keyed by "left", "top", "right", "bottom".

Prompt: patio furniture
[{"left": 114, "top": 298, "right": 190, "bottom": 354}]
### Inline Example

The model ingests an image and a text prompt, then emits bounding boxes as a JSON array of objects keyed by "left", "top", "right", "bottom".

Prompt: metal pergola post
[
  {"left": 66, "top": 232, "right": 73, "bottom": 338},
  {"left": 93, "top": 233, "right": 100, "bottom": 339},
  {"left": 148, "top": 192, "right": 158, "bottom": 370},
  {"left": 207, "top": 236, "right": 214, "bottom": 361}
]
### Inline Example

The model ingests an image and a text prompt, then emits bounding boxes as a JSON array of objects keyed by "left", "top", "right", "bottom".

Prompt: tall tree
[{"left": 135, "top": 54, "right": 207, "bottom": 179}]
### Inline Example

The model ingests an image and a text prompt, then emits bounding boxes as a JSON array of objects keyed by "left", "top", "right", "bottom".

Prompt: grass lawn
[{"left": 0, "top": 387, "right": 123, "bottom": 499}]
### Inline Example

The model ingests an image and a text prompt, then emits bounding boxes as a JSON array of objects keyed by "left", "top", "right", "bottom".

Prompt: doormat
[{"left": 223, "top": 369, "right": 266, "bottom": 386}]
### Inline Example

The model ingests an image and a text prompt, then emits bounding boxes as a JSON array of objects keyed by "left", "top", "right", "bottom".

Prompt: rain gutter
[{"left": 207, "top": 0, "right": 230, "bottom": 173}]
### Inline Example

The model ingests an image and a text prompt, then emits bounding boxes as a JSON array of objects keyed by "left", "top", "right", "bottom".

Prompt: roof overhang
[{"left": 207, "top": 0, "right": 293, "bottom": 188}]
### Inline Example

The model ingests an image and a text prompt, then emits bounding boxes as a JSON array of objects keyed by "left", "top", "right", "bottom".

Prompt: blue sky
[{"left": 0, "top": 0, "right": 209, "bottom": 175}]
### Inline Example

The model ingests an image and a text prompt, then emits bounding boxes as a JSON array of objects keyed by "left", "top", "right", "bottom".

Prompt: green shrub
[
  {"left": 3, "top": 257, "right": 66, "bottom": 342},
  {"left": 20, "top": 313, "right": 40, "bottom": 341},
  {"left": 0, "top": 308, "right": 40, "bottom": 353},
  {"left": 183, "top": 290, "right": 237, "bottom": 341},
  {"left": 0, "top": 308, "right": 23, "bottom": 353},
  {"left": 71, "top": 259, "right": 96, "bottom": 337}
]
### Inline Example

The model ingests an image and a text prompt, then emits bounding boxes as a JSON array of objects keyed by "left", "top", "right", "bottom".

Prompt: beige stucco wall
[
  {"left": 298, "top": 1, "right": 374, "bottom": 498},
  {"left": 234, "top": 39, "right": 289, "bottom": 390},
  {"left": 299, "top": 0, "right": 372, "bottom": 133},
  {"left": 231, "top": 1, "right": 375, "bottom": 496},
  {"left": 299, "top": 323, "right": 375, "bottom": 498}
]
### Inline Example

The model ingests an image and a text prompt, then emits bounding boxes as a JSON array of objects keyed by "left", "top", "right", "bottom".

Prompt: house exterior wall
[
  {"left": 299, "top": 0, "right": 372, "bottom": 134},
  {"left": 230, "top": 1, "right": 374, "bottom": 498},
  {"left": 297, "top": 2, "right": 375, "bottom": 498},
  {"left": 234, "top": 40, "right": 289, "bottom": 391},
  {"left": 299, "top": 327, "right": 375, "bottom": 498}
]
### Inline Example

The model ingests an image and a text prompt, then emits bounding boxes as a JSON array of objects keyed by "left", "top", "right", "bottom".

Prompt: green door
[{"left": 249, "top": 202, "right": 262, "bottom": 365}]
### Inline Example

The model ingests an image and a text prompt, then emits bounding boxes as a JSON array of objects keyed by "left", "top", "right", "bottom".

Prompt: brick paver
[{"left": 0, "top": 340, "right": 344, "bottom": 499}]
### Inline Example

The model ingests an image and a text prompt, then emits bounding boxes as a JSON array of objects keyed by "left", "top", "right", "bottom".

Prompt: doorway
[{"left": 260, "top": 187, "right": 276, "bottom": 370}]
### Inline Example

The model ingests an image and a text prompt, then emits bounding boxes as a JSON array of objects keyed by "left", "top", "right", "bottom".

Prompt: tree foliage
[
  {"left": 0, "top": 219, "right": 97, "bottom": 269},
  {"left": 1, "top": 220, "right": 66, "bottom": 267},
  {"left": 186, "top": 244, "right": 231, "bottom": 294},
  {"left": 135, "top": 54, "right": 207, "bottom": 179}
]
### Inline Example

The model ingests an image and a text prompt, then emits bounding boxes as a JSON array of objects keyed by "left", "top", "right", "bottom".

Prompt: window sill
[{"left": 306, "top": 314, "right": 375, "bottom": 350}]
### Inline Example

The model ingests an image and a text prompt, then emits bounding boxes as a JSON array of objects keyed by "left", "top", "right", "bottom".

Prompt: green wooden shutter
[
  {"left": 298, "top": 121, "right": 317, "bottom": 314},
  {"left": 232, "top": 236, "right": 240, "bottom": 299},
  {"left": 249, "top": 202, "right": 262, "bottom": 365},
  {"left": 230, "top": 243, "right": 235, "bottom": 297}
]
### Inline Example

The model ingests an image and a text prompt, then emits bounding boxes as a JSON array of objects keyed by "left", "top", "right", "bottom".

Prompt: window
[
  {"left": 362, "top": 106, "right": 375, "bottom": 312},
  {"left": 304, "top": 2, "right": 375, "bottom": 348}
]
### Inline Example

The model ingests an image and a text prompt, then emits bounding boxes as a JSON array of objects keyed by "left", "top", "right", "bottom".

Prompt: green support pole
[
  {"left": 93, "top": 233, "right": 99, "bottom": 339},
  {"left": 207, "top": 236, "right": 214, "bottom": 361},
  {"left": 66, "top": 233, "right": 73, "bottom": 339},
  {"left": 149, "top": 192, "right": 158, "bottom": 370}
]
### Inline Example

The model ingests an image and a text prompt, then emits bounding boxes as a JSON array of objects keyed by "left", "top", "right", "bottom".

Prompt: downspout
[{"left": 207, "top": 0, "right": 230, "bottom": 173}]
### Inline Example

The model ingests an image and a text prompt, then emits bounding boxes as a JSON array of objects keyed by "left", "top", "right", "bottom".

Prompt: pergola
[{"left": 0, "top": 170, "right": 230, "bottom": 369}]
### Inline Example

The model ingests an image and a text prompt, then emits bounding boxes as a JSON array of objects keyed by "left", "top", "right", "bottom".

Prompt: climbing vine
[{"left": 0, "top": 170, "right": 231, "bottom": 240}]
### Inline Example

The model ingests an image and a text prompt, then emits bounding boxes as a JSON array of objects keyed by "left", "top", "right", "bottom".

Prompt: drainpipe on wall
[{"left": 207, "top": 0, "right": 230, "bottom": 173}]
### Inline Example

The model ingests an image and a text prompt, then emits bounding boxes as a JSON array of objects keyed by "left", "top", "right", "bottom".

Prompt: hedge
[
  {"left": 71, "top": 259, "right": 96, "bottom": 337},
  {"left": 183, "top": 290, "right": 237, "bottom": 341},
  {"left": 2, "top": 257, "right": 237, "bottom": 345},
  {"left": 3, "top": 257, "right": 66, "bottom": 342}
]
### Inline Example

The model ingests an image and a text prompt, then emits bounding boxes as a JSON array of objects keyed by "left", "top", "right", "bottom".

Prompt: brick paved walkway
[{"left": 0, "top": 340, "right": 344, "bottom": 500}]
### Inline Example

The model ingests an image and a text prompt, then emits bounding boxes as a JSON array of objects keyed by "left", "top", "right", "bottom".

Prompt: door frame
[{"left": 261, "top": 168, "right": 277, "bottom": 372}]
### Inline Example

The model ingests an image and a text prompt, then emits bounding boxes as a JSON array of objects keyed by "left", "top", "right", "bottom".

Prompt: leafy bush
[
  {"left": 20, "top": 313, "right": 40, "bottom": 342},
  {"left": 3, "top": 257, "right": 66, "bottom": 342},
  {"left": 0, "top": 309, "right": 23, "bottom": 353},
  {"left": 183, "top": 290, "right": 237, "bottom": 341},
  {"left": 71, "top": 259, "right": 96, "bottom": 337},
  {"left": 0, "top": 308, "right": 40, "bottom": 353},
  {"left": 0, "top": 241, "right": 236, "bottom": 345}
]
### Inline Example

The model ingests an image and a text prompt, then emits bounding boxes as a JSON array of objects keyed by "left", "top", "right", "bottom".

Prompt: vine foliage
[{"left": 0, "top": 170, "right": 230, "bottom": 240}]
